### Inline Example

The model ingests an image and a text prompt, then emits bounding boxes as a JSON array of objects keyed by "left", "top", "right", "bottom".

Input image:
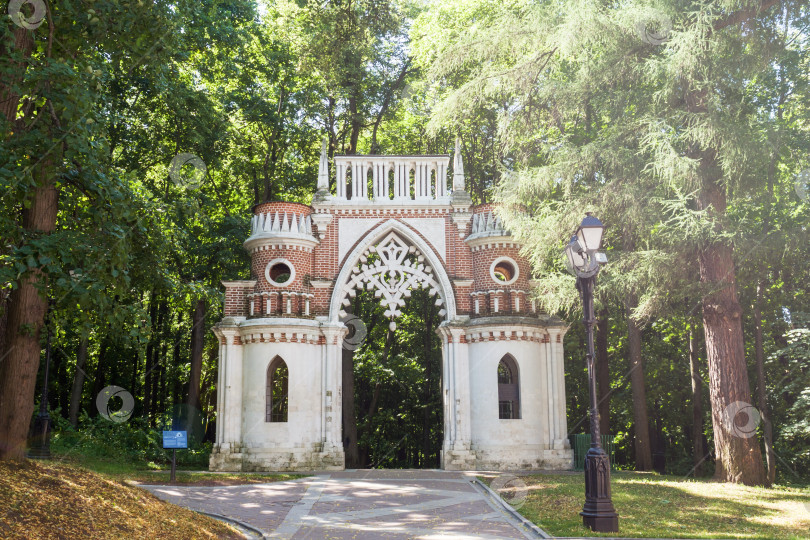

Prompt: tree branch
[{"left": 712, "top": 0, "right": 782, "bottom": 32}]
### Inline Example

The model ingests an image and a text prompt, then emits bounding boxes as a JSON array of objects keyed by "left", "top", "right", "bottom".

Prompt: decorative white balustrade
[{"left": 332, "top": 155, "right": 450, "bottom": 201}]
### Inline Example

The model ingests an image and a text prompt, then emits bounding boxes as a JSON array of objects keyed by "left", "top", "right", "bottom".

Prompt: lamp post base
[{"left": 580, "top": 446, "right": 618, "bottom": 532}]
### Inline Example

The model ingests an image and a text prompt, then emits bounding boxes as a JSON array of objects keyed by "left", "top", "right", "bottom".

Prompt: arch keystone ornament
[{"left": 209, "top": 143, "right": 574, "bottom": 472}]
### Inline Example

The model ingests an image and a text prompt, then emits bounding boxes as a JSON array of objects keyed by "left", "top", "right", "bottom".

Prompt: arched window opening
[
  {"left": 266, "top": 356, "right": 288, "bottom": 422},
  {"left": 498, "top": 355, "right": 520, "bottom": 419}
]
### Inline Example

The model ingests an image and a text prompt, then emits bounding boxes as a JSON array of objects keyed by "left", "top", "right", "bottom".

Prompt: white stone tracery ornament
[{"left": 339, "top": 232, "right": 447, "bottom": 330}]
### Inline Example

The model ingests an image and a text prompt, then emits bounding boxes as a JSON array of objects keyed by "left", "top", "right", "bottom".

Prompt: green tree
[{"left": 419, "top": 0, "right": 809, "bottom": 485}]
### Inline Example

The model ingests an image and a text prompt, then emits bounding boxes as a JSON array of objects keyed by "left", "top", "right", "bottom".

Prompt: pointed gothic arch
[
  {"left": 328, "top": 219, "right": 456, "bottom": 323},
  {"left": 266, "top": 356, "right": 288, "bottom": 423},
  {"left": 497, "top": 354, "right": 520, "bottom": 419}
]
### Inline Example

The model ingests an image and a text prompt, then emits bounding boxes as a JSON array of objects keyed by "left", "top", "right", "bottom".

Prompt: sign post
[{"left": 162, "top": 430, "right": 188, "bottom": 483}]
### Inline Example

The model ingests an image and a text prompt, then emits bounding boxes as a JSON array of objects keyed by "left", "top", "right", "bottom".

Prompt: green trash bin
[{"left": 570, "top": 433, "right": 616, "bottom": 470}]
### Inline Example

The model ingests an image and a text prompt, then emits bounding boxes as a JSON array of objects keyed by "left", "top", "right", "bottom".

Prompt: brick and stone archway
[
  {"left": 328, "top": 219, "right": 457, "bottom": 323},
  {"left": 209, "top": 140, "right": 574, "bottom": 472}
]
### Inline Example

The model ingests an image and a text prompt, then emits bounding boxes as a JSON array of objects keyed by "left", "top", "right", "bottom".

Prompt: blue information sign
[{"left": 162, "top": 430, "right": 188, "bottom": 449}]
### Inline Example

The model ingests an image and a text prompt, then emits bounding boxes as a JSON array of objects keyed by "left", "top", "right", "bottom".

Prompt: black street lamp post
[
  {"left": 564, "top": 213, "right": 618, "bottom": 533},
  {"left": 28, "top": 301, "right": 53, "bottom": 460}
]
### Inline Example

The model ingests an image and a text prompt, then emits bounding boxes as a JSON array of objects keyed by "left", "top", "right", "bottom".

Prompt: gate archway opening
[
  {"left": 341, "top": 286, "right": 443, "bottom": 468},
  {"left": 335, "top": 226, "right": 450, "bottom": 469}
]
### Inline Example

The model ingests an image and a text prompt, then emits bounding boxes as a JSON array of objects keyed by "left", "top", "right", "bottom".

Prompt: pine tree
[{"left": 419, "top": 0, "right": 809, "bottom": 484}]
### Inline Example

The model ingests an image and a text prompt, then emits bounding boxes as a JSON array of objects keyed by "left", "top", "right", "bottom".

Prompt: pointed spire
[
  {"left": 453, "top": 136, "right": 466, "bottom": 191},
  {"left": 317, "top": 137, "right": 329, "bottom": 190},
  {"left": 486, "top": 211, "right": 496, "bottom": 231}
]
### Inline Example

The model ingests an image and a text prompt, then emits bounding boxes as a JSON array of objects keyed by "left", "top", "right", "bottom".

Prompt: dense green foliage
[
  {"left": 349, "top": 288, "right": 443, "bottom": 468},
  {"left": 415, "top": 0, "right": 810, "bottom": 481}
]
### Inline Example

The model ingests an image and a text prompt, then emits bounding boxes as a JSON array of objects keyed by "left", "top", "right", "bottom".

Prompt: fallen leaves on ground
[{"left": 0, "top": 460, "right": 243, "bottom": 540}]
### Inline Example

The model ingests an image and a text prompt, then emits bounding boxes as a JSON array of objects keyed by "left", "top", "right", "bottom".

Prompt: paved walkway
[{"left": 141, "top": 470, "right": 534, "bottom": 539}]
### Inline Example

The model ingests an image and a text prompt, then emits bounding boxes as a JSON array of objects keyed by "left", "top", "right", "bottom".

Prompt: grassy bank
[
  {"left": 482, "top": 472, "right": 810, "bottom": 539},
  {"left": 0, "top": 459, "right": 243, "bottom": 539}
]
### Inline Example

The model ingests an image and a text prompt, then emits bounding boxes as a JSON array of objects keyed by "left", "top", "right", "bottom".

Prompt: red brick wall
[
  {"left": 253, "top": 201, "right": 313, "bottom": 217},
  {"left": 228, "top": 201, "right": 536, "bottom": 320}
]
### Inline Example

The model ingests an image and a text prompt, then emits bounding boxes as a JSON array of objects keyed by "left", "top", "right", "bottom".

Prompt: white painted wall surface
[
  {"left": 467, "top": 338, "right": 549, "bottom": 450},
  {"left": 239, "top": 340, "right": 323, "bottom": 450}
]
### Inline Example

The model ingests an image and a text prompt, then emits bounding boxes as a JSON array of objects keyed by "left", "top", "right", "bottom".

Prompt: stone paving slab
[{"left": 140, "top": 470, "right": 534, "bottom": 539}]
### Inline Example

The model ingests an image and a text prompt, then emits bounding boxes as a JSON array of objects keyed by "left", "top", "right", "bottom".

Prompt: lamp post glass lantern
[{"left": 565, "top": 213, "right": 618, "bottom": 532}]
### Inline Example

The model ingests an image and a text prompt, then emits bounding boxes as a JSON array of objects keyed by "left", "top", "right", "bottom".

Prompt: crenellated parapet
[{"left": 244, "top": 202, "right": 318, "bottom": 253}]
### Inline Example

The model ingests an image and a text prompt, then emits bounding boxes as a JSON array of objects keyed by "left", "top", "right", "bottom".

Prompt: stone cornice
[
  {"left": 222, "top": 280, "right": 257, "bottom": 288},
  {"left": 312, "top": 202, "right": 454, "bottom": 214},
  {"left": 464, "top": 234, "right": 521, "bottom": 250},
  {"left": 244, "top": 234, "right": 319, "bottom": 252}
]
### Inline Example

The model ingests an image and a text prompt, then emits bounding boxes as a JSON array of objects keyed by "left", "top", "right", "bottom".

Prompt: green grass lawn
[
  {"left": 482, "top": 472, "right": 810, "bottom": 539},
  {"left": 51, "top": 446, "right": 305, "bottom": 486}
]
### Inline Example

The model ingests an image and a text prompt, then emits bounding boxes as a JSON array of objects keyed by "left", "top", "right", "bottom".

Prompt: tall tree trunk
[
  {"left": 687, "top": 82, "right": 766, "bottom": 485},
  {"left": 347, "top": 92, "right": 362, "bottom": 155},
  {"left": 688, "top": 323, "right": 704, "bottom": 476},
  {"left": 596, "top": 307, "right": 611, "bottom": 436},
  {"left": 0, "top": 26, "right": 34, "bottom": 131},
  {"left": 91, "top": 340, "right": 109, "bottom": 413},
  {"left": 155, "top": 310, "right": 170, "bottom": 418},
  {"left": 0, "top": 30, "right": 37, "bottom": 453},
  {"left": 0, "top": 160, "right": 59, "bottom": 460},
  {"left": 148, "top": 299, "right": 167, "bottom": 422},
  {"left": 56, "top": 342, "right": 69, "bottom": 414},
  {"left": 627, "top": 298, "right": 652, "bottom": 471},
  {"left": 694, "top": 147, "right": 766, "bottom": 485},
  {"left": 173, "top": 323, "right": 183, "bottom": 407},
  {"left": 69, "top": 337, "right": 89, "bottom": 427},
  {"left": 143, "top": 293, "right": 158, "bottom": 418},
  {"left": 753, "top": 281, "right": 776, "bottom": 485},
  {"left": 187, "top": 299, "right": 206, "bottom": 414},
  {"left": 0, "top": 292, "right": 8, "bottom": 372}
]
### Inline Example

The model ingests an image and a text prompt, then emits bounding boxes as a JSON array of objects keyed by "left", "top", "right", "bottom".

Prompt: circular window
[
  {"left": 490, "top": 257, "right": 519, "bottom": 285},
  {"left": 265, "top": 258, "right": 295, "bottom": 287}
]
